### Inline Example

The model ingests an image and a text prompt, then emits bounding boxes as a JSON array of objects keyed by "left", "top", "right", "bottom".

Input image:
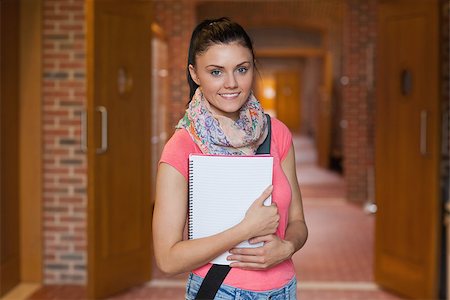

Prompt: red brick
[
  {"left": 44, "top": 149, "right": 70, "bottom": 155},
  {"left": 58, "top": 177, "right": 83, "bottom": 184},
  {"left": 60, "top": 24, "right": 83, "bottom": 31},
  {"left": 47, "top": 245, "right": 70, "bottom": 251},
  {"left": 59, "top": 57, "right": 83, "bottom": 65},
  {"left": 74, "top": 245, "right": 86, "bottom": 251},
  {"left": 44, "top": 111, "right": 69, "bottom": 117},
  {"left": 45, "top": 15, "right": 70, "bottom": 21},
  {"left": 44, "top": 168, "right": 69, "bottom": 174},
  {"left": 59, "top": 197, "right": 83, "bottom": 204},
  {"left": 73, "top": 207, "right": 86, "bottom": 213},
  {"left": 59, "top": 81, "right": 84, "bottom": 88},
  {"left": 60, "top": 216, "right": 84, "bottom": 223},
  {"left": 43, "top": 53, "right": 71, "bottom": 60},
  {"left": 45, "top": 225, "right": 69, "bottom": 232}
]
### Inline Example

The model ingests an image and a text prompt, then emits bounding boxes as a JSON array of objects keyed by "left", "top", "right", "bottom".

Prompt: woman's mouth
[{"left": 219, "top": 92, "right": 240, "bottom": 99}]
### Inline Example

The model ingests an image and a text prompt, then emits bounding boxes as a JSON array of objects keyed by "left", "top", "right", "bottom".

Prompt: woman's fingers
[
  {"left": 254, "top": 185, "right": 273, "bottom": 206},
  {"left": 249, "top": 234, "right": 275, "bottom": 244}
]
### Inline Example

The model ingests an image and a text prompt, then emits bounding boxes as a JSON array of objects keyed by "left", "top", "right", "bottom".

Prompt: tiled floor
[{"left": 27, "top": 136, "right": 405, "bottom": 300}]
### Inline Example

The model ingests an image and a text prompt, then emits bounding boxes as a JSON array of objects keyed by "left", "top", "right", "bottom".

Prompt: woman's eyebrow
[
  {"left": 236, "top": 61, "right": 251, "bottom": 66},
  {"left": 206, "top": 61, "right": 252, "bottom": 68},
  {"left": 206, "top": 64, "right": 224, "bottom": 68}
]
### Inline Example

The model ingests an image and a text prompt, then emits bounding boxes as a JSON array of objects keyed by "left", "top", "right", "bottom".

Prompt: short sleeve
[
  {"left": 271, "top": 118, "right": 293, "bottom": 161},
  {"left": 159, "top": 129, "right": 199, "bottom": 180}
]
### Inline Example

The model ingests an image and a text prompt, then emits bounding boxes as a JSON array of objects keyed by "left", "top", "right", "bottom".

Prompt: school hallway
[
  {"left": 26, "top": 135, "right": 404, "bottom": 300},
  {"left": 3, "top": 1, "right": 447, "bottom": 299}
]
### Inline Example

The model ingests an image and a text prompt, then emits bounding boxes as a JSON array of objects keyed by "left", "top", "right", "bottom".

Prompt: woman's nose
[{"left": 224, "top": 74, "right": 238, "bottom": 89}]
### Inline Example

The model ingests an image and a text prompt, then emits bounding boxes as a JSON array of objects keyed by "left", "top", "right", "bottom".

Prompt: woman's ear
[{"left": 188, "top": 64, "right": 200, "bottom": 85}]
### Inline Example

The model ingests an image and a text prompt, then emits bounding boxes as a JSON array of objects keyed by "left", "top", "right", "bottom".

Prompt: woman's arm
[
  {"left": 152, "top": 162, "right": 279, "bottom": 276},
  {"left": 227, "top": 143, "right": 308, "bottom": 269},
  {"left": 281, "top": 142, "right": 308, "bottom": 254}
]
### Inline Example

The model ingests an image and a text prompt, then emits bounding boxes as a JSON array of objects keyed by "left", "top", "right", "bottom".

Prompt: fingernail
[{"left": 266, "top": 185, "right": 273, "bottom": 192}]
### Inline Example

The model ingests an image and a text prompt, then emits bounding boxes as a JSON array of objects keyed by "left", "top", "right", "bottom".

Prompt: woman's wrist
[
  {"left": 235, "top": 220, "right": 252, "bottom": 242},
  {"left": 283, "top": 239, "right": 296, "bottom": 259}
]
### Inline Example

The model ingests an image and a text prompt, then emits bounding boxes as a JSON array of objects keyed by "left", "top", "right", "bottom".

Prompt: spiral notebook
[{"left": 188, "top": 153, "right": 273, "bottom": 265}]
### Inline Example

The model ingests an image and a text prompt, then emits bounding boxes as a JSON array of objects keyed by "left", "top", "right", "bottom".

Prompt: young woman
[{"left": 153, "top": 17, "right": 308, "bottom": 299}]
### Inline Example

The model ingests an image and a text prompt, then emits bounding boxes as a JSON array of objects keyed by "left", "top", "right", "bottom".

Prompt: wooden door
[
  {"left": 375, "top": 0, "right": 441, "bottom": 298},
  {"left": 316, "top": 53, "right": 333, "bottom": 168},
  {"left": 150, "top": 24, "right": 169, "bottom": 206},
  {"left": 0, "top": 0, "right": 21, "bottom": 296},
  {"left": 86, "top": 1, "right": 153, "bottom": 298},
  {"left": 275, "top": 70, "right": 301, "bottom": 133}
]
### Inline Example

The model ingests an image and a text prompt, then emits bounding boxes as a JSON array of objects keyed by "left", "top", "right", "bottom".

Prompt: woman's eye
[
  {"left": 237, "top": 67, "right": 248, "bottom": 74},
  {"left": 211, "top": 70, "right": 222, "bottom": 76}
]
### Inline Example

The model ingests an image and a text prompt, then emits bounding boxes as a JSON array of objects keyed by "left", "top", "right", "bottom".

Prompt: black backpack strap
[
  {"left": 194, "top": 265, "right": 231, "bottom": 299},
  {"left": 256, "top": 114, "right": 271, "bottom": 155},
  {"left": 194, "top": 114, "right": 272, "bottom": 300}
]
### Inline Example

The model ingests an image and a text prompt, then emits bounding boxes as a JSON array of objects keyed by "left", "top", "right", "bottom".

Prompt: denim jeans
[{"left": 185, "top": 273, "right": 297, "bottom": 300}]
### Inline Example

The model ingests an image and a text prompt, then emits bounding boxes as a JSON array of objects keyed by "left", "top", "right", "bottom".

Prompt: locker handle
[
  {"left": 420, "top": 110, "right": 428, "bottom": 156},
  {"left": 81, "top": 110, "right": 87, "bottom": 153},
  {"left": 96, "top": 106, "right": 108, "bottom": 154}
]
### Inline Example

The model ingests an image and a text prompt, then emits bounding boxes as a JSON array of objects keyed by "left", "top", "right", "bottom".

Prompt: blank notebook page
[{"left": 188, "top": 154, "right": 273, "bottom": 265}]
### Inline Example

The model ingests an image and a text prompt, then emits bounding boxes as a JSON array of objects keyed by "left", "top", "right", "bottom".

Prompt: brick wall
[
  {"left": 42, "top": 0, "right": 87, "bottom": 284},
  {"left": 154, "top": 0, "right": 196, "bottom": 131},
  {"left": 342, "top": 0, "right": 377, "bottom": 202}
]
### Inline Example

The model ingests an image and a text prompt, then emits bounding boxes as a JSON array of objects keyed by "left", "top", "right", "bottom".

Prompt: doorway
[
  {"left": 1, "top": 0, "right": 42, "bottom": 297},
  {"left": 374, "top": 0, "right": 442, "bottom": 298}
]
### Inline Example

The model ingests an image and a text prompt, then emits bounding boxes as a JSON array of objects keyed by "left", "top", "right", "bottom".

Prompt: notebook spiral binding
[{"left": 188, "top": 159, "right": 194, "bottom": 239}]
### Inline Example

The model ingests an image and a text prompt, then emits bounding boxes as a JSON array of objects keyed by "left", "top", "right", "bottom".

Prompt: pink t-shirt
[{"left": 159, "top": 117, "right": 295, "bottom": 291}]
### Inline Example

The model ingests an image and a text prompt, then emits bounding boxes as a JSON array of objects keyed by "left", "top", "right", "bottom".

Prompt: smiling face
[{"left": 189, "top": 42, "right": 254, "bottom": 121}]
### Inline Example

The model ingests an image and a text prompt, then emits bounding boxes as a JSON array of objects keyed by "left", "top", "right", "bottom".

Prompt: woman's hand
[
  {"left": 239, "top": 186, "right": 279, "bottom": 239},
  {"left": 227, "top": 234, "right": 294, "bottom": 270}
]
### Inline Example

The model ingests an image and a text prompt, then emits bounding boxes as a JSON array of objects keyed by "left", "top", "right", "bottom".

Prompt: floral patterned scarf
[{"left": 176, "top": 88, "right": 268, "bottom": 155}]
